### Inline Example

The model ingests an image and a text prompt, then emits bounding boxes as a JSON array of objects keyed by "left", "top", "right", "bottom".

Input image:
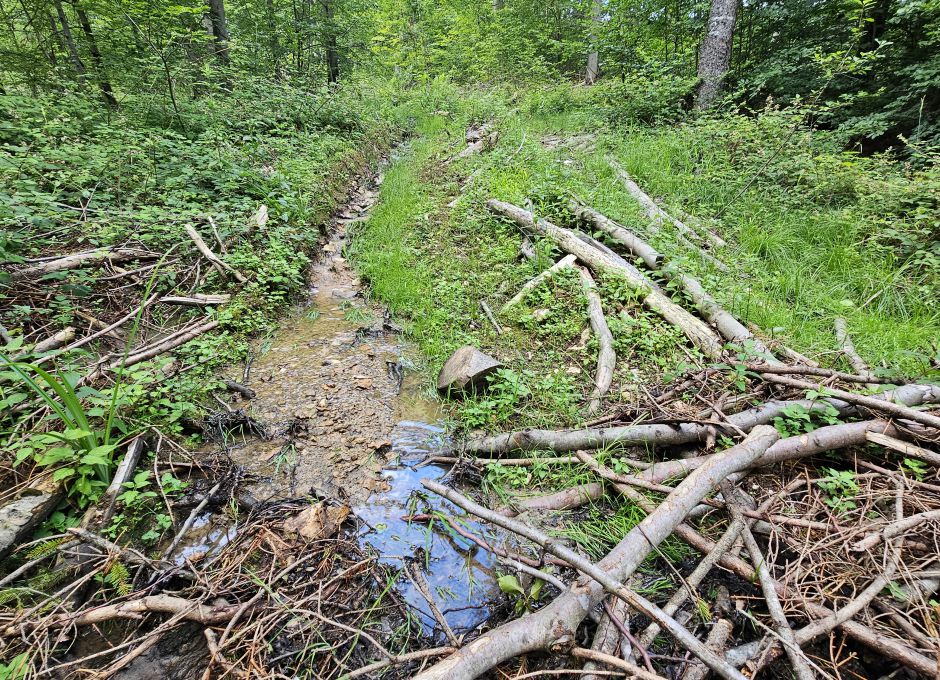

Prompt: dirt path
[{"left": 175, "top": 161, "right": 503, "bottom": 644}]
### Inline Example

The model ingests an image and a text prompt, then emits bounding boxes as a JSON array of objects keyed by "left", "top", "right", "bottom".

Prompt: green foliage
[
  {"left": 0, "top": 652, "right": 30, "bottom": 680},
  {"left": 497, "top": 572, "right": 546, "bottom": 614},
  {"left": 772, "top": 403, "right": 842, "bottom": 437},
  {"left": 816, "top": 468, "right": 860, "bottom": 513}
]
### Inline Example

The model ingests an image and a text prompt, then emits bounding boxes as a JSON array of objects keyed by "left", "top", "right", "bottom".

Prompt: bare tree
[{"left": 695, "top": 0, "right": 738, "bottom": 108}]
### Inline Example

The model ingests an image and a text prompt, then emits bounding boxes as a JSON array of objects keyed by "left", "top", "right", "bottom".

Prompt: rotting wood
[
  {"left": 185, "top": 224, "right": 247, "bottom": 283},
  {"left": 835, "top": 317, "right": 878, "bottom": 389},
  {"left": 571, "top": 200, "right": 778, "bottom": 361},
  {"left": 464, "top": 382, "right": 940, "bottom": 454},
  {"left": 487, "top": 199, "right": 723, "bottom": 357},
  {"left": 501, "top": 254, "right": 577, "bottom": 313},
  {"left": 10, "top": 247, "right": 156, "bottom": 280},
  {"left": 414, "top": 427, "right": 778, "bottom": 680},
  {"left": 578, "top": 266, "right": 616, "bottom": 414},
  {"left": 582, "top": 597, "right": 632, "bottom": 680}
]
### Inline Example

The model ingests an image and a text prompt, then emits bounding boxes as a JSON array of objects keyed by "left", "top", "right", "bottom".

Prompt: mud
[{"left": 172, "top": 161, "right": 503, "bottom": 645}]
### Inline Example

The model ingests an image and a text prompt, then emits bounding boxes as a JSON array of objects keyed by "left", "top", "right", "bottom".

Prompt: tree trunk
[
  {"left": 585, "top": 0, "right": 602, "bottom": 84},
  {"left": 265, "top": 0, "right": 283, "bottom": 80},
  {"left": 52, "top": 0, "right": 85, "bottom": 77},
  {"left": 322, "top": 0, "right": 339, "bottom": 83},
  {"left": 206, "top": 0, "right": 230, "bottom": 66},
  {"left": 72, "top": 1, "right": 117, "bottom": 106},
  {"left": 695, "top": 0, "right": 738, "bottom": 109}
]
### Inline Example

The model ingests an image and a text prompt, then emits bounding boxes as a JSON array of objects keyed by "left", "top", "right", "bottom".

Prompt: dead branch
[
  {"left": 681, "top": 588, "right": 734, "bottom": 680},
  {"left": 722, "top": 484, "right": 814, "bottom": 680},
  {"left": 851, "top": 508, "right": 940, "bottom": 552},
  {"left": 479, "top": 300, "right": 503, "bottom": 335},
  {"left": 185, "top": 224, "right": 247, "bottom": 283},
  {"left": 570, "top": 648, "right": 667, "bottom": 680},
  {"left": 835, "top": 317, "right": 878, "bottom": 389},
  {"left": 758, "top": 372, "right": 940, "bottom": 429},
  {"left": 463, "top": 383, "right": 940, "bottom": 455},
  {"left": 864, "top": 430, "right": 940, "bottom": 468},
  {"left": 578, "top": 266, "right": 616, "bottom": 414},
  {"left": 415, "top": 427, "right": 779, "bottom": 680},
  {"left": 10, "top": 247, "right": 155, "bottom": 279},
  {"left": 105, "top": 319, "right": 220, "bottom": 372},
  {"left": 746, "top": 362, "right": 900, "bottom": 384},
  {"left": 487, "top": 200, "right": 723, "bottom": 358},
  {"left": 67, "top": 595, "right": 241, "bottom": 626},
  {"left": 571, "top": 201, "right": 778, "bottom": 362},
  {"left": 339, "top": 647, "right": 456, "bottom": 680},
  {"left": 159, "top": 294, "right": 231, "bottom": 307},
  {"left": 501, "top": 254, "right": 577, "bottom": 313},
  {"left": 607, "top": 158, "right": 728, "bottom": 272}
]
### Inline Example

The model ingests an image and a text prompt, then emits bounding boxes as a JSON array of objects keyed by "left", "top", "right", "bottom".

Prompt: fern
[
  {"left": 104, "top": 561, "right": 132, "bottom": 596},
  {"left": 24, "top": 537, "right": 66, "bottom": 561}
]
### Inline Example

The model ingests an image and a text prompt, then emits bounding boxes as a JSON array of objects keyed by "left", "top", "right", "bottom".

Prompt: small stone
[
  {"left": 437, "top": 345, "right": 502, "bottom": 394},
  {"left": 356, "top": 378, "right": 374, "bottom": 389},
  {"left": 566, "top": 366, "right": 581, "bottom": 375}
]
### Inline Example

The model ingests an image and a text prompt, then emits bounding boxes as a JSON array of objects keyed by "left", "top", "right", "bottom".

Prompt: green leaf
[
  {"left": 37, "top": 447, "right": 76, "bottom": 466},
  {"left": 52, "top": 467, "right": 76, "bottom": 482},
  {"left": 497, "top": 574, "right": 525, "bottom": 597}
]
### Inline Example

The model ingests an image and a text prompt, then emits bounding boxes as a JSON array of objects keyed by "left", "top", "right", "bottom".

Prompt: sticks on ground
[
  {"left": 414, "top": 426, "right": 779, "bottom": 680},
  {"left": 578, "top": 266, "right": 616, "bottom": 414},
  {"left": 834, "top": 317, "right": 878, "bottom": 389},
  {"left": 501, "top": 254, "right": 577, "bottom": 313},
  {"left": 487, "top": 200, "right": 723, "bottom": 358},
  {"left": 185, "top": 224, "right": 247, "bottom": 283},
  {"left": 571, "top": 200, "right": 779, "bottom": 362}
]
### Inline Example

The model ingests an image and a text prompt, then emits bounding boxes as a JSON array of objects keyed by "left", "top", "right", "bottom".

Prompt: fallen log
[
  {"left": 501, "top": 254, "right": 577, "bottom": 313},
  {"left": 67, "top": 595, "right": 241, "bottom": 627},
  {"left": 414, "top": 427, "right": 779, "bottom": 680},
  {"left": 185, "top": 225, "right": 247, "bottom": 283},
  {"left": 571, "top": 201, "right": 778, "bottom": 361},
  {"left": 464, "top": 383, "right": 940, "bottom": 454},
  {"left": 578, "top": 267, "right": 616, "bottom": 414},
  {"left": 487, "top": 200, "right": 723, "bottom": 358},
  {"left": 607, "top": 159, "right": 728, "bottom": 271},
  {"left": 29, "top": 327, "right": 76, "bottom": 355},
  {"left": 864, "top": 430, "right": 940, "bottom": 468},
  {"left": 10, "top": 247, "right": 155, "bottom": 280},
  {"left": 159, "top": 293, "right": 231, "bottom": 307},
  {"left": 834, "top": 317, "right": 878, "bottom": 389},
  {"left": 758, "top": 373, "right": 940, "bottom": 430},
  {"left": 582, "top": 597, "right": 633, "bottom": 680}
]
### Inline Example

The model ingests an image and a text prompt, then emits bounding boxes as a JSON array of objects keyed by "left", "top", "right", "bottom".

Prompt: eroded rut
[{"left": 180, "top": 160, "right": 502, "bottom": 642}]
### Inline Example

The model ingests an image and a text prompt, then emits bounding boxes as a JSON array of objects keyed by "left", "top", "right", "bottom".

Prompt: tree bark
[
  {"left": 585, "top": 0, "right": 602, "bottom": 84},
  {"left": 322, "top": 0, "right": 339, "bottom": 83},
  {"left": 52, "top": 0, "right": 85, "bottom": 77},
  {"left": 695, "top": 0, "right": 738, "bottom": 108},
  {"left": 265, "top": 0, "right": 283, "bottom": 80},
  {"left": 72, "top": 0, "right": 117, "bottom": 107},
  {"left": 207, "top": 0, "right": 230, "bottom": 65}
]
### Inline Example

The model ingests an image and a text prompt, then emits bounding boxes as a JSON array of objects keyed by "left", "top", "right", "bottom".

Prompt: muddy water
[{"left": 182, "top": 165, "right": 502, "bottom": 640}]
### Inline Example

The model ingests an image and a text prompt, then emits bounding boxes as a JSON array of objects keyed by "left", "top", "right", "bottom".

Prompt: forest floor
[{"left": 2, "top": 81, "right": 940, "bottom": 679}]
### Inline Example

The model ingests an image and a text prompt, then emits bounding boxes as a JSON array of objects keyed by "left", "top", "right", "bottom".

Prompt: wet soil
[{"left": 174, "top": 160, "right": 504, "bottom": 643}]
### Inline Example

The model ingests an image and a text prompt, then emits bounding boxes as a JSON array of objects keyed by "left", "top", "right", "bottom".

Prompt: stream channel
[{"left": 174, "top": 159, "right": 504, "bottom": 643}]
